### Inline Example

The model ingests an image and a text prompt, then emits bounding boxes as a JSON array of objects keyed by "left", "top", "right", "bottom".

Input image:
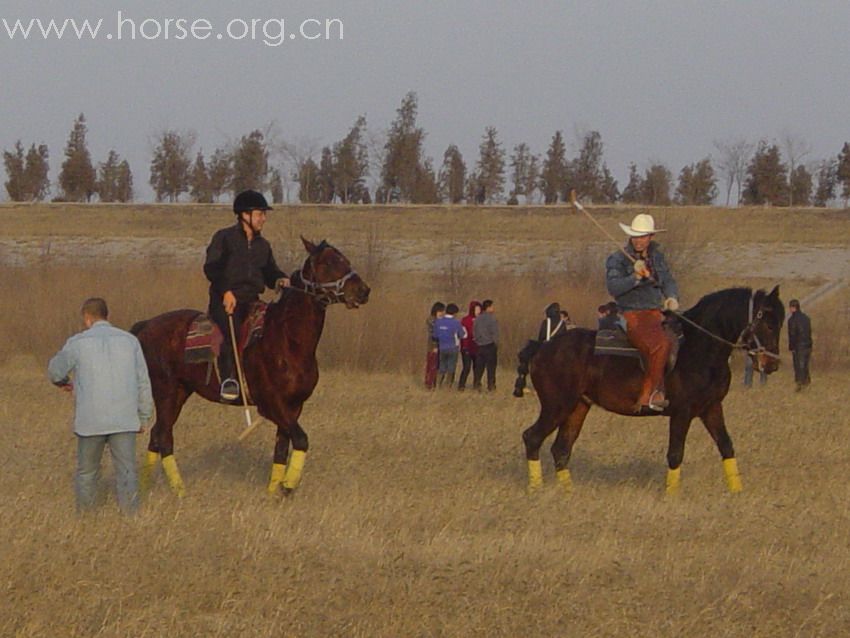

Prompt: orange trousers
[{"left": 624, "top": 309, "right": 671, "bottom": 405}]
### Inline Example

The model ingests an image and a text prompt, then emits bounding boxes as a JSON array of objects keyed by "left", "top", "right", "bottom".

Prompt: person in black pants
[
  {"left": 204, "top": 190, "right": 289, "bottom": 400},
  {"left": 472, "top": 299, "right": 499, "bottom": 391},
  {"left": 787, "top": 299, "right": 813, "bottom": 391}
]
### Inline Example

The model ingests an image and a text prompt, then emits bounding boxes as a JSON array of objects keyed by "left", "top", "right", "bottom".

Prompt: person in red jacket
[{"left": 457, "top": 300, "right": 481, "bottom": 391}]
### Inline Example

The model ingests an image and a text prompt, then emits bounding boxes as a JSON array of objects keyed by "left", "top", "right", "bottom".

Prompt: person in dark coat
[
  {"left": 787, "top": 299, "right": 813, "bottom": 390},
  {"left": 204, "top": 190, "right": 289, "bottom": 400},
  {"left": 538, "top": 302, "right": 568, "bottom": 341},
  {"left": 597, "top": 301, "right": 625, "bottom": 331},
  {"left": 473, "top": 299, "right": 499, "bottom": 391}
]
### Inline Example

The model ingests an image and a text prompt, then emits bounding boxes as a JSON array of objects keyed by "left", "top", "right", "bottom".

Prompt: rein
[{"left": 672, "top": 292, "right": 781, "bottom": 361}]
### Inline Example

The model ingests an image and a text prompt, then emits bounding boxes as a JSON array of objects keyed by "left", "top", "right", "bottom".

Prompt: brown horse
[
  {"left": 520, "top": 286, "right": 784, "bottom": 494},
  {"left": 131, "top": 238, "right": 370, "bottom": 496}
]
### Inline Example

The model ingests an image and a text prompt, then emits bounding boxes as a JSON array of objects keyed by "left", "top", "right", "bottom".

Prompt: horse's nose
[{"left": 361, "top": 284, "right": 371, "bottom": 301}]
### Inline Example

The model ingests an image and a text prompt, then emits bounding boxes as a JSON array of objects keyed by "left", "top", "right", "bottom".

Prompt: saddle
[
  {"left": 183, "top": 302, "right": 268, "bottom": 366},
  {"left": 594, "top": 315, "right": 683, "bottom": 371}
]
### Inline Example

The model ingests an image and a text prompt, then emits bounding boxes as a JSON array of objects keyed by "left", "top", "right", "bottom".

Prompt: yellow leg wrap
[
  {"left": 723, "top": 458, "right": 742, "bottom": 493},
  {"left": 666, "top": 467, "right": 681, "bottom": 495},
  {"left": 139, "top": 451, "right": 160, "bottom": 494},
  {"left": 161, "top": 455, "right": 186, "bottom": 498},
  {"left": 282, "top": 451, "right": 306, "bottom": 491},
  {"left": 556, "top": 468, "right": 572, "bottom": 493},
  {"left": 267, "top": 463, "right": 287, "bottom": 495},
  {"left": 527, "top": 460, "right": 543, "bottom": 491}
]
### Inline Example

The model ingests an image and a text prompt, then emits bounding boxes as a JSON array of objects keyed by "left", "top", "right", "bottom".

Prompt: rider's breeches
[{"left": 624, "top": 309, "right": 670, "bottom": 403}]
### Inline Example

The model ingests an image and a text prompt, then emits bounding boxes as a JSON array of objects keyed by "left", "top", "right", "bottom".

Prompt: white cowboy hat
[{"left": 618, "top": 213, "right": 665, "bottom": 237}]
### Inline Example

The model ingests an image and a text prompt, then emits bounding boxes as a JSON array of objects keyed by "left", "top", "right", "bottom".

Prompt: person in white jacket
[{"left": 48, "top": 297, "right": 153, "bottom": 514}]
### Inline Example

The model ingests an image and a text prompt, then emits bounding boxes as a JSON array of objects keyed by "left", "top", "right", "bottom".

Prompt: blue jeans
[
  {"left": 743, "top": 356, "right": 767, "bottom": 387},
  {"left": 76, "top": 432, "right": 139, "bottom": 515},
  {"left": 438, "top": 350, "right": 459, "bottom": 386}
]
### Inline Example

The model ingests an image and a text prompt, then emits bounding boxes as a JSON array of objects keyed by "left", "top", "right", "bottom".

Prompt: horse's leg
[
  {"left": 267, "top": 427, "right": 291, "bottom": 495},
  {"left": 145, "top": 383, "right": 190, "bottom": 498},
  {"left": 549, "top": 400, "right": 590, "bottom": 493},
  {"left": 263, "top": 401, "right": 308, "bottom": 494},
  {"left": 699, "top": 402, "right": 741, "bottom": 493},
  {"left": 665, "top": 411, "right": 693, "bottom": 496},
  {"left": 282, "top": 418, "right": 308, "bottom": 493},
  {"left": 522, "top": 395, "right": 572, "bottom": 491}
]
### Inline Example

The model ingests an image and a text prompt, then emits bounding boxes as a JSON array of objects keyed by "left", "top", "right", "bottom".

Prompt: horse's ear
[
  {"left": 301, "top": 236, "right": 317, "bottom": 254},
  {"left": 768, "top": 284, "right": 780, "bottom": 299}
]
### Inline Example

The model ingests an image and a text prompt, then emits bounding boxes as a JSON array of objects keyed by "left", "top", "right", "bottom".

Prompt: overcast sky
[{"left": 2, "top": 0, "right": 849, "bottom": 202}]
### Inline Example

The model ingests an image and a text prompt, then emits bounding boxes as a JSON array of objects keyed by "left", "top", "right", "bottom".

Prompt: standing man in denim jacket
[
  {"left": 48, "top": 298, "right": 153, "bottom": 514},
  {"left": 606, "top": 214, "right": 679, "bottom": 412}
]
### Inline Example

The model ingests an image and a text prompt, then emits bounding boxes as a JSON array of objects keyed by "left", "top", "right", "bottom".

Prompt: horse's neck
[
  {"left": 682, "top": 293, "right": 750, "bottom": 362},
  {"left": 265, "top": 290, "right": 326, "bottom": 351}
]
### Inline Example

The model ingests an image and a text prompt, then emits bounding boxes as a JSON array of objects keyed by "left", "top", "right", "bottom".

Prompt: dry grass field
[{"left": 1, "top": 203, "right": 848, "bottom": 636}]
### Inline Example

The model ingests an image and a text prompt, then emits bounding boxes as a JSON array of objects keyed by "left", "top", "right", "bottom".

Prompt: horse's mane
[
  {"left": 685, "top": 287, "right": 752, "bottom": 320},
  {"left": 682, "top": 286, "right": 783, "bottom": 343}
]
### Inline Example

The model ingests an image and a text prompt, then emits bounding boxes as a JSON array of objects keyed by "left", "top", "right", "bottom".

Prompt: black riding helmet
[{"left": 233, "top": 189, "right": 272, "bottom": 214}]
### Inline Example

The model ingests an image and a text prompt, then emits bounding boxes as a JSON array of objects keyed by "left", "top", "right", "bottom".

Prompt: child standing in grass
[
  {"left": 425, "top": 302, "right": 445, "bottom": 389},
  {"left": 433, "top": 303, "right": 465, "bottom": 388}
]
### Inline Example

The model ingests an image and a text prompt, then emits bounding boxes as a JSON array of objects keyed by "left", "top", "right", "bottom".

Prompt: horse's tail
[
  {"left": 513, "top": 339, "right": 543, "bottom": 398},
  {"left": 130, "top": 319, "right": 149, "bottom": 336}
]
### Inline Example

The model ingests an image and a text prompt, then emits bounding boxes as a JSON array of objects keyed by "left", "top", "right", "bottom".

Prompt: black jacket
[
  {"left": 538, "top": 303, "right": 567, "bottom": 341},
  {"left": 204, "top": 223, "right": 286, "bottom": 302},
  {"left": 788, "top": 311, "right": 813, "bottom": 351}
]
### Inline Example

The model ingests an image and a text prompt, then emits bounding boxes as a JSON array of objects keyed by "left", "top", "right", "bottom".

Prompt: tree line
[{"left": 5, "top": 96, "right": 850, "bottom": 207}]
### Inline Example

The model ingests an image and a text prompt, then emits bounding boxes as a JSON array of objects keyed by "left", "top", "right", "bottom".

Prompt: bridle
[
  {"left": 295, "top": 267, "right": 359, "bottom": 307},
  {"left": 673, "top": 291, "right": 781, "bottom": 361}
]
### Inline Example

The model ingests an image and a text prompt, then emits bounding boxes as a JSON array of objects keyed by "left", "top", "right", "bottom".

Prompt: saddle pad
[
  {"left": 185, "top": 316, "right": 223, "bottom": 364},
  {"left": 594, "top": 328, "right": 642, "bottom": 359},
  {"left": 184, "top": 302, "right": 268, "bottom": 365}
]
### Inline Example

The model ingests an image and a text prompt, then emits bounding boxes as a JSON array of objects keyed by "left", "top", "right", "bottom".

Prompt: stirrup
[
  {"left": 648, "top": 390, "right": 668, "bottom": 412},
  {"left": 220, "top": 378, "right": 240, "bottom": 401}
]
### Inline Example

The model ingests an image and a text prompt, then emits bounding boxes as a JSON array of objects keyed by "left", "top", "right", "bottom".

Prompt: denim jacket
[
  {"left": 48, "top": 321, "right": 154, "bottom": 436},
  {"left": 605, "top": 242, "right": 679, "bottom": 311}
]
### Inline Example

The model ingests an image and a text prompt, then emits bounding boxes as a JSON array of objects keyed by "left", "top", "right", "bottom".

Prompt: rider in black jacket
[{"left": 204, "top": 190, "right": 288, "bottom": 400}]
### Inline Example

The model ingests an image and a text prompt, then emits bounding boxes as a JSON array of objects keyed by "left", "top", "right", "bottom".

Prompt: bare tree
[
  {"left": 277, "top": 134, "right": 320, "bottom": 203},
  {"left": 714, "top": 138, "right": 754, "bottom": 205},
  {"left": 365, "top": 128, "right": 387, "bottom": 201},
  {"left": 781, "top": 132, "right": 811, "bottom": 206}
]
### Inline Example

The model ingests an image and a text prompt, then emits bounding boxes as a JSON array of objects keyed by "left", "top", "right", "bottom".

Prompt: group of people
[
  {"left": 426, "top": 299, "right": 499, "bottom": 391},
  {"left": 47, "top": 195, "right": 817, "bottom": 515}
]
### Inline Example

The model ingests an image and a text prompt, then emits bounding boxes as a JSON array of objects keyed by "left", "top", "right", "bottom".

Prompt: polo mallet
[
  {"left": 227, "top": 313, "right": 253, "bottom": 432},
  {"left": 569, "top": 189, "right": 636, "bottom": 264}
]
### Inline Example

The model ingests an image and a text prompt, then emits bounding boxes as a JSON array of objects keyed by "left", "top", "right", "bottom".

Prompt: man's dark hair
[
  {"left": 446, "top": 303, "right": 459, "bottom": 315},
  {"left": 789, "top": 299, "right": 800, "bottom": 309},
  {"left": 430, "top": 302, "right": 446, "bottom": 316},
  {"left": 482, "top": 299, "right": 494, "bottom": 311},
  {"left": 81, "top": 297, "right": 108, "bottom": 319},
  {"left": 606, "top": 301, "right": 620, "bottom": 315}
]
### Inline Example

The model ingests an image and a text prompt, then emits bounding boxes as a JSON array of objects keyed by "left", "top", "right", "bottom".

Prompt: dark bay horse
[
  {"left": 131, "top": 238, "right": 370, "bottom": 497},
  {"left": 521, "top": 286, "right": 783, "bottom": 494}
]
